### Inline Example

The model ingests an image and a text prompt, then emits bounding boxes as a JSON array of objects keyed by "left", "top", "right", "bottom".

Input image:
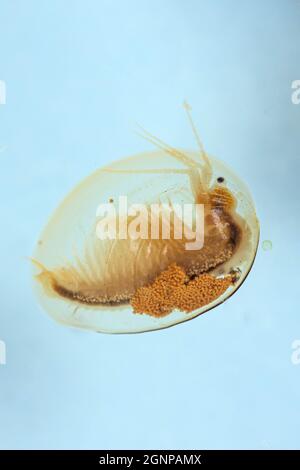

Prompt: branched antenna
[
  {"left": 183, "top": 100, "right": 210, "bottom": 167},
  {"left": 135, "top": 123, "right": 201, "bottom": 169},
  {"left": 183, "top": 100, "right": 212, "bottom": 187}
]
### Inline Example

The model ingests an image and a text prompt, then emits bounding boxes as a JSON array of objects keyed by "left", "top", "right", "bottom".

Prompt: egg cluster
[{"left": 131, "top": 263, "right": 232, "bottom": 317}]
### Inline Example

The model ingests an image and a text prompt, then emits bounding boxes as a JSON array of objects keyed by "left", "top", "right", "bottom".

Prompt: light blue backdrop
[{"left": 0, "top": 0, "right": 299, "bottom": 449}]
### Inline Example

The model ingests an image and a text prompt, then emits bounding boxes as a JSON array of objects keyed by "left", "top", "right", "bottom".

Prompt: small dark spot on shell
[
  {"left": 217, "top": 176, "right": 225, "bottom": 183},
  {"left": 109, "top": 198, "right": 114, "bottom": 203}
]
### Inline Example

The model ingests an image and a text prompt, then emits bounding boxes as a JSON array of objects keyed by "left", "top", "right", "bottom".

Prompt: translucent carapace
[{"left": 32, "top": 104, "right": 259, "bottom": 333}]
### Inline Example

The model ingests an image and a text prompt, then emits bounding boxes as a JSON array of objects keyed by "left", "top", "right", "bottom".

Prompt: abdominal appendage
[{"left": 35, "top": 201, "right": 241, "bottom": 313}]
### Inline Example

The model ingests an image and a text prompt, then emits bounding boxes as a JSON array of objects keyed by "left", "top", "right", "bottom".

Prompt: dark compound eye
[{"left": 217, "top": 176, "right": 224, "bottom": 183}]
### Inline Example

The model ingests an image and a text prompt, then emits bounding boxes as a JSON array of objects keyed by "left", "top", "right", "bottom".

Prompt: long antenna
[
  {"left": 136, "top": 123, "right": 201, "bottom": 169},
  {"left": 183, "top": 100, "right": 210, "bottom": 168}
]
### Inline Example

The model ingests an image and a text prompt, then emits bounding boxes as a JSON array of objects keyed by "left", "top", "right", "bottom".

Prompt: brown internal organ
[{"left": 42, "top": 202, "right": 241, "bottom": 306}]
